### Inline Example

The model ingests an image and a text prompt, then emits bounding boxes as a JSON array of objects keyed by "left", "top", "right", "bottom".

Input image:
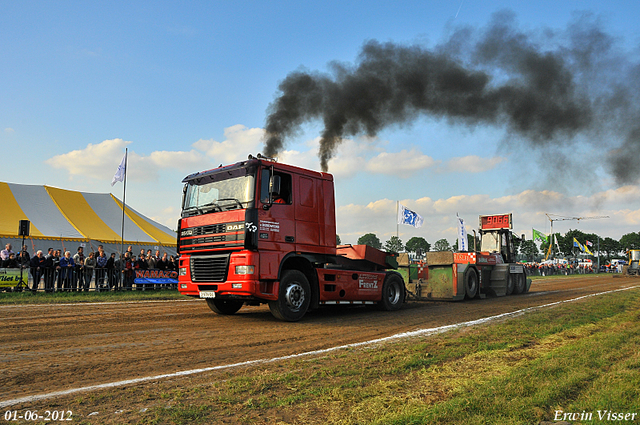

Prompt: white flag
[
  {"left": 457, "top": 215, "right": 468, "bottom": 251},
  {"left": 111, "top": 152, "right": 127, "bottom": 186},
  {"left": 397, "top": 203, "right": 424, "bottom": 228}
]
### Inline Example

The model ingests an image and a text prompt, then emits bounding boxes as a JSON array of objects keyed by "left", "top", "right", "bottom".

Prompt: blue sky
[{"left": 2, "top": 1, "right": 640, "bottom": 249}]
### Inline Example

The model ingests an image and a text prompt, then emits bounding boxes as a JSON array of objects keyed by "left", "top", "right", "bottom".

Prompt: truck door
[
  {"left": 294, "top": 174, "right": 320, "bottom": 250},
  {"left": 257, "top": 168, "right": 296, "bottom": 277}
]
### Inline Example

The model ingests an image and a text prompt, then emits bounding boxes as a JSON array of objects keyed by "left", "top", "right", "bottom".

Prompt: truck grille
[{"left": 190, "top": 254, "right": 230, "bottom": 282}]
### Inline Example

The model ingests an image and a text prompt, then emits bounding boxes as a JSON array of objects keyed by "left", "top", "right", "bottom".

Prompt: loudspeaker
[{"left": 18, "top": 220, "right": 30, "bottom": 237}]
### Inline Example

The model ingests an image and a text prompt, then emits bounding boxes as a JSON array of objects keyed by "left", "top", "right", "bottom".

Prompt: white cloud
[
  {"left": 192, "top": 124, "right": 264, "bottom": 164},
  {"left": 46, "top": 138, "right": 211, "bottom": 183},
  {"left": 4, "top": 128, "right": 15, "bottom": 134},
  {"left": 366, "top": 149, "right": 438, "bottom": 177},
  {"left": 46, "top": 138, "right": 132, "bottom": 178}
]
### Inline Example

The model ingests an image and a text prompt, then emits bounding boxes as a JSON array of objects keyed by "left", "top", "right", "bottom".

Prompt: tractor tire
[
  {"left": 513, "top": 272, "right": 526, "bottom": 294},
  {"left": 378, "top": 273, "right": 405, "bottom": 311},
  {"left": 506, "top": 273, "right": 515, "bottom": 295},
  {"left": 464, "top": 268, "right": 478, "bottom": 299},
  {"left": 269, "top": 270, "right": 311, "bottom": 322},
  {"left": 206, "top": 298, "right": 244, "bottom": 315}
]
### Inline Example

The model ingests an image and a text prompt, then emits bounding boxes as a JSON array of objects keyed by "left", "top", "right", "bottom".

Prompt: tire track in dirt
[{"left": 1, "top": 275, "right": 636, "bottom": 405}]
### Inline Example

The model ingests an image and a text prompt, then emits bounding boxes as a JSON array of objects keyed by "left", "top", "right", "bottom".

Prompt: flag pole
[
  {"left": 120, "top": 148, "right": 128, "bottom": 257},
  {"left": 396, "top": 201, "right": 399, "bottom": 238}
]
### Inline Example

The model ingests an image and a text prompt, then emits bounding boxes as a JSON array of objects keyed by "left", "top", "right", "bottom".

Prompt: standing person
[
  {"left": 95, "top": 248, "right": 108, "bottom": 291},
  {"left": 53, "top": 250, "right": 62, "bottom": 291},
  {"left": 139, "top": 249, "right": 146, "bottom": 264},
  {"left": 1, "top": 243, "right": 13, "bottom": 261},
  {"left": 83, "top": 252, "right": 96, "bottom": 291},
  {"left": 73, "top": 246, "right": 85, "bottom": 291},
  {"left": 43, "top": 248, "right": 55, "bottom": 293},
  {"left": 2, "top": 253, "right": 19, "bottom": 268},
  {"left": 123, "top": 252, "right": 134, "bottom": 290},
  {"left": 146, "top": 252, "right": 157, "bottom": 269},
  {"left": 157, "top": 252, "right": 168, "bottom": 270},
  {"left": 106, "top": 252, "right": 117, "bottom": 290},
  {"left": 29, "top": 250, "right": 45, "bottom": 293},
  {"left": 59, "top": 251, "right": 75, "bottom": 290},
  {"left": 17, "top": 245, "right": 30, "bottom": 270}
]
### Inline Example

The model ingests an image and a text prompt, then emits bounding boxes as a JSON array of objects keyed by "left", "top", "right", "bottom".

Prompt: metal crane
[{"left": 544, "top": 213, "right": 610, "bottom": 260}]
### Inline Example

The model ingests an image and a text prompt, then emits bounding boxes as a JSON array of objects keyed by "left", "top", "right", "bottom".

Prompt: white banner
[{"left": 457, "top": 215, "right": 467, "bottom": 251}]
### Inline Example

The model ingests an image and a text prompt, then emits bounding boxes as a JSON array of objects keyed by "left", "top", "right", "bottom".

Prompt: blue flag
[{"left": 397, "top": 203, "right": 424, "bottom": 228}]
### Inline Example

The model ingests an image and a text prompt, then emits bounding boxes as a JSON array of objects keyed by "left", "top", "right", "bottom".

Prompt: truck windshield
[
  {"left": 480, "top": 232, "right": 500, "bottom": 252},
  {"left": 183, "top": 173, "right": 255, "bottom": 215}
]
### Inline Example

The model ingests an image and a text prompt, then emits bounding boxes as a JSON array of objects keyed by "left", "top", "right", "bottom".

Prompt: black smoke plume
[{"left": 264, "top": 11, "right": 640, "bottom": 184}]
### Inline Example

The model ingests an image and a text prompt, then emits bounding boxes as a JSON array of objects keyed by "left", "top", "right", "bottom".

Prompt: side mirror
[
  {"left": 263, "top": 174, "right": 282, "bottom": 210},
  {"left": 270, "top": 175, "right": 281, "bottom": 196}
]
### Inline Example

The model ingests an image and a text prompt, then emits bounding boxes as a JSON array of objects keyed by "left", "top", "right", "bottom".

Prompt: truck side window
[{"left": 260, "top": 169, "right": 292, "bottom": 205}]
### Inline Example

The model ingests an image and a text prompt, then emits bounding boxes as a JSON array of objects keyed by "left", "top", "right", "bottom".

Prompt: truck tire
[
  {"left": 506, "top": 273, "right": 515, "bottom": 295},
  {"left": 269, "top": 270, "right": 311, "bottom": 322},
  {"left": 513, "top": 272, "right": 526, "bottom": 294},
  {"left": 378, "top": 273, "right": 405, "bottom": 311},
  {"left": 206, "top": 299, "right": 244, "bottom": 315},
  {"left": 464, "top": 268, "right": 478, "bottom": 299}
]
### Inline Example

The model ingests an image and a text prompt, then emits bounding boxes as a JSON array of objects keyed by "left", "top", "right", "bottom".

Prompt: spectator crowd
[{"left": 1, "top": 243, "right": 178, "bottom": 292}]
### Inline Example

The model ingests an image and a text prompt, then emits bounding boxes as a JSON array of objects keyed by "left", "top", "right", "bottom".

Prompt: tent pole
[{"left": 120, "top": 148, "right": 128, "bottom": 258}]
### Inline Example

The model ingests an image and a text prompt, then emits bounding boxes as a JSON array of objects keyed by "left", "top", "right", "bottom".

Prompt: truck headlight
[
  {"left": 235, "top": 265, "right": 255, "bottom": 275},
  {"left": 179, "top": 267, "right": 187, "bottom": 276}
]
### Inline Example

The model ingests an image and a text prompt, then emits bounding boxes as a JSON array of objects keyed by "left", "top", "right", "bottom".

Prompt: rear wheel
[
  {"left": 269, "top": 270, "right": 311, "bottom": 321},
  {"left": 513, "top": 272, "right": 526, "bottom": 294},
  {"left": 206, "top": 298, "right": 244, "bottom": 315},
  {"left": 378, "top": 274, "right": 405, "bottom": 311},
  {"left": 506, "top": 273, "right": 515, "bottom": 295},
  {"left": 464, "top": 268, "right": 478, "bottom": 299}
]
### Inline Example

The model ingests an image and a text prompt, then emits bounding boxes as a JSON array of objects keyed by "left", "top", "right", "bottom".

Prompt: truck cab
[{"left": 177, "top": 154, "right": 404, "bottom": 321}]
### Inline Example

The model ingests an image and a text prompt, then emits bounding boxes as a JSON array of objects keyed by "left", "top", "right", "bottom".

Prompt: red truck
[
  {"left": 177, "top": 154, "right": 405, "bottom": 321},
  {"left": 177, "top": 155, "right": 530, "bottom": 321}
]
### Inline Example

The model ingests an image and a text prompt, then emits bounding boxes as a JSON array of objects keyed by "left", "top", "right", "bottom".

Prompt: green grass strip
[{"left": 130, "top": 288, "right": 640, "bottom": 424}]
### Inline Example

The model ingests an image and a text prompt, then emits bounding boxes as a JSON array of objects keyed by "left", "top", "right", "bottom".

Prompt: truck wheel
[
  {"left": 513, "top": 273, "right": 526, "bottom": 294},
  {"left": 206, "top": 299, "right": 244, "bottom": 315},
  {"left": 378, "top": 274, "right": 405, "bottom": 311},
  {"left": 269, "top": 270, "right": 311, "bottom": 321},
  {"left": 506, "top": 273, "right": 515, "bottom": 295},
  {"left": 464, "top": 268, "right": 478, "bottom": 299}
]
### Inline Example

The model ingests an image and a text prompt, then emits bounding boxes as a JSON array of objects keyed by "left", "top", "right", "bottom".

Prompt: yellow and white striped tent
[{"left": 0, "top": 182, "right": 176, "bottom": 256}]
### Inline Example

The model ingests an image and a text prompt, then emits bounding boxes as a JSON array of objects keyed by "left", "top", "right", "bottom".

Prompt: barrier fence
[{"left": 0, "top": 266, "right": 178, "bottom": 292}]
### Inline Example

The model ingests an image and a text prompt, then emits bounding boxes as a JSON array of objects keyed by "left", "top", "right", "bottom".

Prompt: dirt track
[{"left": 1, "top": 275, "right": 638, "bottom": 406}]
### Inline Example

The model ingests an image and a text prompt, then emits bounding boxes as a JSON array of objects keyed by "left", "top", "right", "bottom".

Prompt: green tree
[
  {"left": 336, "top": 234, "right": 342, "bottom": 245},
  {"left": 520, "top": 240, "right": 539, "bottom": 261},
  {"left": 405, "top": 236, "right": 430, "bottom": 255},
  {"left": 433, "top": 238, "right": 452, "bottom": 252},
  {"left": 600, "top": 237, "right": 621, "bottom": 259},
  {"left": 357, "top": 233, "right": 382, "bottom": 249},
  {"left": 384, "top": 236, "right": 404, "bottom": 253},
  {"left": 620, "top": 232, "right": 640, "bottom": 251}
]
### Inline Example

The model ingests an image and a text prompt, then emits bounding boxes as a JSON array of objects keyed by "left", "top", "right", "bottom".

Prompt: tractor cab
[
  {"left": 477, "top": 214, "right": 520, "bottom": 264},
  {"left": 479, "top": 228, "right": 518, "bottom": 264},
  {"left": 627, "top": 250, "right": 640, "bottom": 275}
]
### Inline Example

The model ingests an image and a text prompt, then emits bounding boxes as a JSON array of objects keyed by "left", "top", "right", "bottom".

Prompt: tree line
[{"left": 340, "top": 229, "right": 640, "bottom": 262}]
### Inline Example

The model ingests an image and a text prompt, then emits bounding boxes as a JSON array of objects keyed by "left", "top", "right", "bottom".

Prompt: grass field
[{"left": 54, "top": 285, "right": 639, "bottom": 425}]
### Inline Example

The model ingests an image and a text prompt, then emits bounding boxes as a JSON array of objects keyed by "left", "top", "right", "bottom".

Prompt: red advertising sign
[{"left": 479, "top": 213, "right": 512, "bottom": 230}]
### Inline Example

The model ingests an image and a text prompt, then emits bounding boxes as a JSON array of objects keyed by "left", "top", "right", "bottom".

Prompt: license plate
[{"left": 199, "top": 291, "right": 216, "bottom": 298}]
